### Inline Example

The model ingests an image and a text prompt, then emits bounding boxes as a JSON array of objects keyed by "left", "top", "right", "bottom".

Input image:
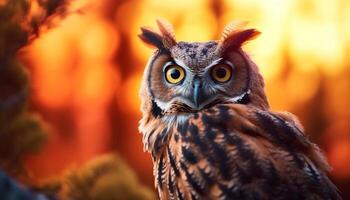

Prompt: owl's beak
[{"left": 192, "top": 77, "right": 203, "bottom": 108}]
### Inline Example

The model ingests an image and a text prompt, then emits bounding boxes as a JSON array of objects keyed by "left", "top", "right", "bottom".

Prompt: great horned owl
[{"left": 138, "top": 20, "right": 341, "bottom": 200}]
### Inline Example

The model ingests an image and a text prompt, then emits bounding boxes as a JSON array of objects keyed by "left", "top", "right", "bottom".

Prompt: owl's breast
[{"left": 152, "top": 104, "right": 340, "bottom": 200}]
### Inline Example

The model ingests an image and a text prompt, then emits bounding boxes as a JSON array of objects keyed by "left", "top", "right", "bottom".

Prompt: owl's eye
[
  {"left": 165, "top": 65, "right": 186, "bottom": 84},
  {"left": 211, "top": 63, "right": 232, "bottom": 83}
]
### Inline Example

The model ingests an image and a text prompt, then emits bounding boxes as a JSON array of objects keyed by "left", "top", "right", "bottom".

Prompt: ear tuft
[
  {"left": 220, "top": 21, "right": 248, "bottom": 41},
  {"left": 156, "top": 19, "right": 177, "bottom": 48},
  {"left": 217, "top": 21, "right": 260, "bottom": 52},
  {"left": 139, "top": 19, "right": 177, "bottom": 50},
  {"left": 138, "top": 27, "right": 164, "bottom": 49}
]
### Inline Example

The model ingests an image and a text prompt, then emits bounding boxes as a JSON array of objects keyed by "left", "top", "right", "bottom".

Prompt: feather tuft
[
  {"left": 217, "top": 21, "right": 260, "bottom": 53},
  {"left": 156, "top": 19, "right": 177, "bottom": 48},
  {"left": 139, "top": 19, "right": 177, "bottom": 49},
  {"left": 138, "top": 27, "right": 164, "bottom": 49}
]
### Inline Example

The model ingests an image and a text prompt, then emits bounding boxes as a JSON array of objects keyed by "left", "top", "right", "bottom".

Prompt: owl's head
[{"left": 139, "top": 20, "right": 269, "bottom": 122}]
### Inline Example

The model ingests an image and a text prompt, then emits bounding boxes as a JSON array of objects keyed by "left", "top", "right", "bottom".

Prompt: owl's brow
[
  {"left": 163, "top": 61, "right": 176, "bottom": 70},
  {"left": 172, "top": 58, "right": 225, "bottom": 73},
  {"left": 172, "top": 58, "right": 202, "bottom": 74},
  {"left": 164, "top": 60, "right": 194, "bottom": 76},
  {"left": 173, "top": 58, "right": 187, "bottom": 69},
  {"left": 203, "top": 58, "right": 224, "bottom": 71}
]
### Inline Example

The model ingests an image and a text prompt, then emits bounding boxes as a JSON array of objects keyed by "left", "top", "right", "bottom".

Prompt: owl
[{"left": 138, "top": 20, "right": 341, "bottom": 200}]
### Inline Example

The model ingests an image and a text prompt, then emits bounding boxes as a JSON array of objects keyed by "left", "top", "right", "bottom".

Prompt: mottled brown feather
[{"left": 148, "top": 104, "right": 340, "bottom": 200}]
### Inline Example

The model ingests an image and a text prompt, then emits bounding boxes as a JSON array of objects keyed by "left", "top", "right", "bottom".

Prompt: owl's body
[{"left": 138, "top": 20, "right": 341, "bottom": 200}]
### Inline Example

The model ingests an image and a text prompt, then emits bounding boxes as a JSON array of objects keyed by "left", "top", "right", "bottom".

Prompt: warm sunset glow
[
  {"left": 22, "top": 0, "right": 350, "bottom": 195},
  {"left": 328, "top": 140, "right": 350, "bottom": 179},
  {"left": 118, "top": 73, "right": 142, "bottom": 114}
]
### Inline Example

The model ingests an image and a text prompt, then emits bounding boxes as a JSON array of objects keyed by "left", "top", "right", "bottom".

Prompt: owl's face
[
  {"left": 139, "top": 20, "right": 269, "bottom": 119},
  {"left": 147, "top": 42, "right": 252, "bottom": 114}
]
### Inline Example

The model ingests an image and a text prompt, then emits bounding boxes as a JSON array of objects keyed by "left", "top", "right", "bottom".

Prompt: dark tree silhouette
[{"left": 0, "top": 1, "right": 155, "bottom": 199}]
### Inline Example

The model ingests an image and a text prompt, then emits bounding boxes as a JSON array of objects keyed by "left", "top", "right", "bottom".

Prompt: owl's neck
[{"left": 139, "top": 111, "right": 188, "bottom": 157}]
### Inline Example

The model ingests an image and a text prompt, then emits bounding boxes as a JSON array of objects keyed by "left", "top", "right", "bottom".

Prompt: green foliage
[
  {"left": 0, "top": 113, "right": 48, "bottom": 163},
  {"left": 0, "top": 0, "right": 68, "bottom": 177},
  {"left": 0, "top": 1, "right": 156, "bottom": 199},
  {"left": 0, "top": 61, "right": 28, "bottom": 125},
  {"left": 60, "top": 154, "right": 155, "bottom": 200},
  {"left": 0, "top": 1, "right": 29, "bottom": 62},
  {"left": 0, "top": 63, "right": 47, "bottom": 171}
]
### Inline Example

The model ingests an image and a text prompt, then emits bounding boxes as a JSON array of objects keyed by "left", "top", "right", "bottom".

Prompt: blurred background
[{"left": 16, "top": 0, "right": 350, "bottom": 198}]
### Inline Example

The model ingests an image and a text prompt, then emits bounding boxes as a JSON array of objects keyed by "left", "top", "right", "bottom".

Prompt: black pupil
[
  {"left": 170, "top": 69, "right": 181, "bottom": 79},
  {"left": 216, "top": 67, "right": 227, "bottom": 78}
]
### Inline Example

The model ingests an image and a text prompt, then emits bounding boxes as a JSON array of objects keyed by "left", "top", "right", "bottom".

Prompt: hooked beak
[{"left": 192, "top": 76, "right": 203, "bottom": 108}]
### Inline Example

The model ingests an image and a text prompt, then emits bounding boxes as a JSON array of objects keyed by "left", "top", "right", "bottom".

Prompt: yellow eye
[
  {"left": 211, "top": 64, "right": 232, "bottom": 83},
  {"left": 165, "top": 65, "right": 185, "bottom": 84}
]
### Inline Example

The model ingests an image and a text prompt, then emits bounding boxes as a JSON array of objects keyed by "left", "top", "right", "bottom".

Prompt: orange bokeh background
[{"left": 19, "top": 0, "right": 350, "bottom": 198}]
